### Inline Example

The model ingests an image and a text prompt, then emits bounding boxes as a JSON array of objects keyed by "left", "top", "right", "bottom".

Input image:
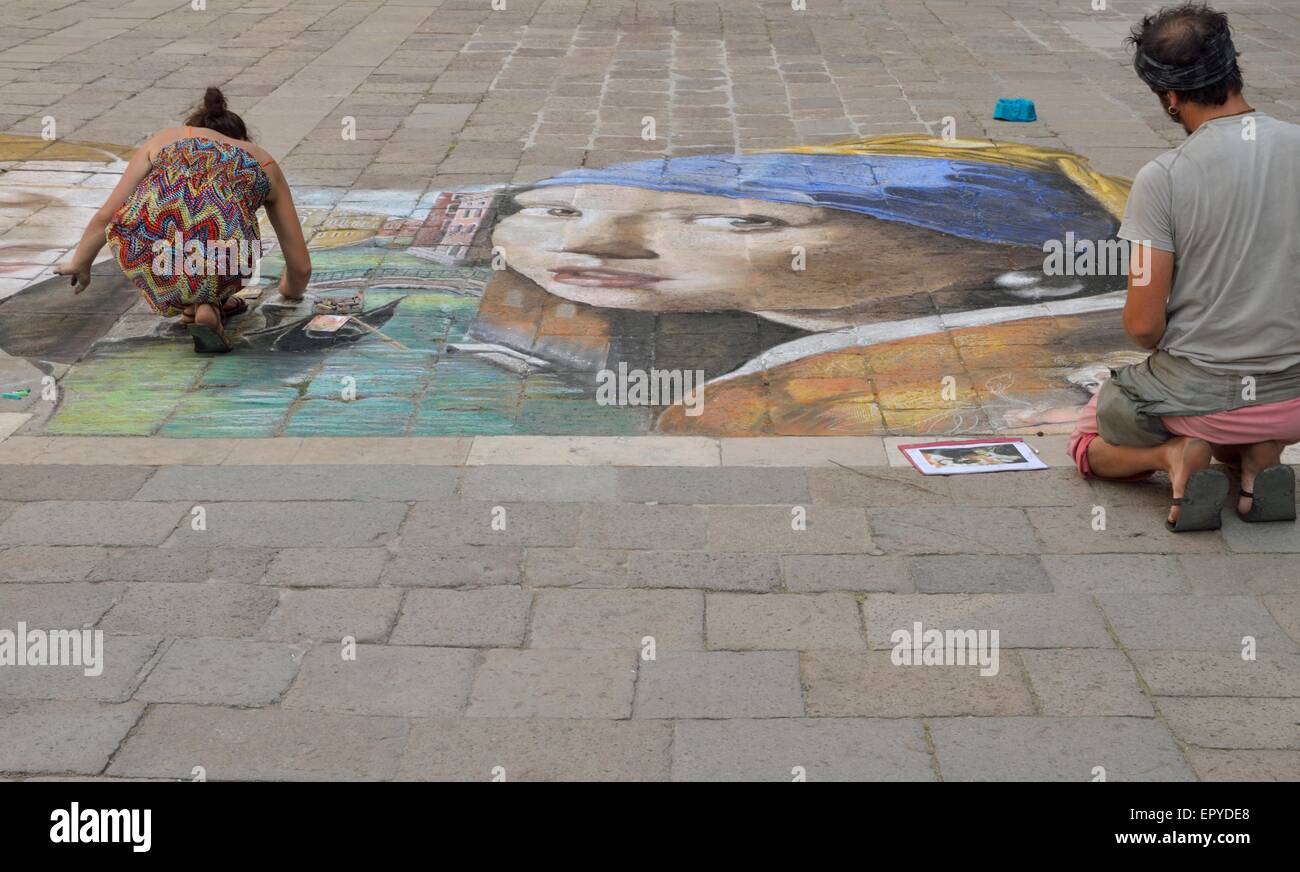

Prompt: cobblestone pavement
[
  {"left": 0, "top": 437, "right": 1297, "bottom": 781},
  {"left": 1, "top": 0, "right": 1299, "bottom": 780}
]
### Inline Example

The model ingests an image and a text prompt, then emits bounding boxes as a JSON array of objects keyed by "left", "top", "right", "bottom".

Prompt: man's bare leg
[{"left": 1086, "top": 436, "right": 1214, "bottom": 524}]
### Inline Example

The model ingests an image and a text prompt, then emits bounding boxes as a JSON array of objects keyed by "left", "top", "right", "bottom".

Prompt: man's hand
[{"left": 53, "top": 260, "right": 92, "bottom": 295}]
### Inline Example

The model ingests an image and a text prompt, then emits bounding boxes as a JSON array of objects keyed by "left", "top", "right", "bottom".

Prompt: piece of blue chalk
[{"left": 992, "top": 98, "right": 1037, "bottom": 122}]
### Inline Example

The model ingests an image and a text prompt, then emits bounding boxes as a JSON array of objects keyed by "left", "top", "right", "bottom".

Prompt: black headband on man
[{"left": 1134, "top": 28, "right": 1239, "bottom": 91}]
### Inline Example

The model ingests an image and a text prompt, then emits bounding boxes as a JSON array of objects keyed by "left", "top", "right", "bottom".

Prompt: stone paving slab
[
  {"left": 634, "top": 650, "right": 803, "bottom": 719},
  {"left": 107, "top": 705, "right": 408, "bottom": 781},
  {"left": 0, "top": 700, "right": 143, "bottom": 776},
  {"left": 0, "top": 500, "right": 187, "bottom": 546},
  {"left": 136, "top": 639, "right": 303, "bottom": 707},
  {"left": 282, "top": 644, "right": 477, "bottom": 718},
  {"left": 671, "top": 718, "right": 934, "bottom": 782},
  {"left": 928, "top": 717, "right": 1195, "bottom": 782},
  {"left": 398, "top": 718, "right": 672, "bottom": 782},
  {"left": 134, "top": 465, "right": 461, "bottom": 502}
]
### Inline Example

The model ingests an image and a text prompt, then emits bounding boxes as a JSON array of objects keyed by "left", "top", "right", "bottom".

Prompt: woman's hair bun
[{"left": 203, "top": 86, "right": 228, "bottom": 117}]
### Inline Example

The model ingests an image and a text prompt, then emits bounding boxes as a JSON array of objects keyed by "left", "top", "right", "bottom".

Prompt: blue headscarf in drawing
[{"left": 531, "top": 152, "right": 1118, "bottom": 249}]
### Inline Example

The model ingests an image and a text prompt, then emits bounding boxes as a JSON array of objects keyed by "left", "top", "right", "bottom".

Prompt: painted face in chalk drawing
[{"left": 494, "top": 184, "right": 1019, "bottom": 315}]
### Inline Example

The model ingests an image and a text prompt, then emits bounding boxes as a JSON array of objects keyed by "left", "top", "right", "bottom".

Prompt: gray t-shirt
[{"left": 1118, "top": 112, "right": 1300, "bottom": 374}]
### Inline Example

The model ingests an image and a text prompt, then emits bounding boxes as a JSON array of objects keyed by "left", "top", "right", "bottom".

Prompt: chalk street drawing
[{"left": 0, "top": 133, "right": 1144, "bottom": 437}]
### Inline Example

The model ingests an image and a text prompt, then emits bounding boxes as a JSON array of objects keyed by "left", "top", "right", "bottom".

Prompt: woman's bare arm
[
  {"left": 53, "top": 131, "right": 164, "bottom": 294},
  {"left": 261, "top": 161, "right": 312, "bottom": 299},
  {"left": 1123, "top": 241, "right": 1174, "bottom": 349}
]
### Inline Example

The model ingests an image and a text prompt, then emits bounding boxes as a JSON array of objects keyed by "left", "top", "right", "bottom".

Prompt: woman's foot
[
  {"left": 1162, "top": 437, "right": 1214, "bottom": 526},
  {"left": 188, "top": 303, "right": 231, "bottom": 354}
]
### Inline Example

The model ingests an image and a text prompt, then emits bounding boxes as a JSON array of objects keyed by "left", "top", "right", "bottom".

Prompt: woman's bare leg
[{"left": 1087, "top": 436, "right": 1213, "bottom": 524}]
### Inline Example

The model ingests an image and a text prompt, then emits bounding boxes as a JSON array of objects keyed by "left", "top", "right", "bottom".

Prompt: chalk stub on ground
[{"left": 992, "top": 98, "right": 1037, "bottom": 122}]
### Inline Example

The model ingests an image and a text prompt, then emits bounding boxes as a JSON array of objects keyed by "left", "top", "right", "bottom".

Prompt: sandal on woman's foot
[
  {"left": 222, "top": 296, "right": 249, "bottom": 321},
  {"left": 1166, "top": 468, "right": 1229, "bottom": 533},
  {"left": 188, "top": 323, "right": 231, "bottom": 354},
  {"left": 1239, "top": 465, "right": 1296, "bottom": 523}
]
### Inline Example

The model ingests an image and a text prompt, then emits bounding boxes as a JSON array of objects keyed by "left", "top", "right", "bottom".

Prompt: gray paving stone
[
  {"left": 863, "top": 594, "right": 1113, "bottom": 649},
  {"left": 260, "top": 547, "right": 388, "bottom": 587},
  {"left": 1157, "top": 697, "right": 1300, "bottom": 750},
  {"left": 577, "top": 504, "right": 707, "bottom": 550},
  {"left": 945, "top": 469, "right": 1095, "bottom": 506},
  {"left": 780, "top": 554, "right": 912, "bottom": 592},
  {"left": 0, "top": 635, "right": 159, "bottom": 703},
  {"left": 1087, "top": 474, "right": 1178, "bottom": 507},
  {"left": 867, "top": 508, "right": 1037, "bottom": 555},
  {"left": 706, "top": 593, "right": 865, "bottom": 650},
  {"left": 806, "top": 466, "right": 952, "bottom": 506},
  {"left": 617, "top": 467, "right": 809, "bottom": 504},
  {"left": 1264, "top": 592, "right": 1300, "bottom": 645},
  {"left": 1184, "top": 748, "right": 1300, "bottom": 782},
  {"left": 0, "top": 501, "right": 187, "bottom": 546},
  {"left": 135, "top": 465, "right": 459, "bottom": 501},
  {"left": 107, "top": 705, "right": 407, "bottom": 781},
  {"left": 137, "top": 639, "right": 304, "bottom": 706},
  {"left": 1220, "top": 513, "right": 1300, "bottom": 553},
  {"left": 911, "top": 555, "right": 1051, "bottom": 593},
  {"left": 803, "top": 650, "right": 1032, "bottom": 717},
  {"left": 1178, "top": 554, "right": 1300, "bottom": 594},
  {"left": 529, "top": 589, "right": 703, "bottom": 650},
  {"left": 1041, "top": 554, "right": 1187, "bottom": 593},
  {"left": 398, "top": 718, "right": 672, "bottom": 782},
  {"left": 0, "top": 502, "right": 13, "bottom": 526},
  {"left": 0, "top": 546, "right": 105, "bottom": 583},
  {"left": 402, "top": 501, "right": 581, "bottom": 547},
  {"left": 166, "top": 501, "right": 407, "bottom": 548},
  {"left": 382, "top": 544, "right": 521, "bottom": 587},
  {"left": 467, "top": 649, "right": 636, "bottom": 719},
  {"left": 672, "top": 718, "right": 934, "bottom": 782},
  {"left": 1020, "top": 649, "right": 1153, "bottom": 717},
  {"left": 0, "top": 582, "right": 121, "bottom": 628},
  {"left": 1028, "top": 506, "right": 1224, "bottom": 553},
  {"left": 627, "top": 551, "right": 779, "bottom": 592},
  {"left": 929, "top": 717, "right": 1194, "bottom": 781},
  {"left": 391, "top": 587, "right": 531, "bottom": 647},
  {"left": 91, "top": 545, "right": 275, "bottom": 584},
  {"left": 460, "top": 466, "right": 616, "bottom": 502},
  {"left": 98, "top": 583, "right": 278, "bottom": 637},
  {"left": 706, "top": 506, "right": 871, "bottom": 553},
  {"left": 0, "top": 700, "right": 143, "bottom": 775},
  {"left": 1098, "top": 594, "right": 1297, "bottom": 652},
  {"left": 0, "top": 464, "right": 151, "bottom": 500},
  {"left": 521, "top": 547, "right": 627, "bottom": 587},
  {"left": 1130, "top": 650, "right": 1300, "bottom": 697},
  {"left": 259, "top": 588, "right": 402, "bottom": 642},
  {"left": 634, "top": 651, "right": 803, "bottom": 718},
  {"left": 283, "top": 644, "right": 477, "bottom": 717}
]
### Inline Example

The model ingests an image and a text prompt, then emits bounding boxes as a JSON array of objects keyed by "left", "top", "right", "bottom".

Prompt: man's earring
[{"left": 1167, "top": 105, "right": 1179, "bottom": 116}]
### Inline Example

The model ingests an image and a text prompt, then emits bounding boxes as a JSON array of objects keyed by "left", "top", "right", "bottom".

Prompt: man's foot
[
  {"left": 1163, "top": 437, "right": 1214, "bottom": 526},
  {"left": 1237, "top": 440, "right": 1285, "bottom": 516}
]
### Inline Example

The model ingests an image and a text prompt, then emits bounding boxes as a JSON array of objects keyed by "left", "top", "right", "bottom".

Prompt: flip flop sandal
[
  {"left": 1166, "top": 468, "right": 1229, "bottom": 533},
  {"left": 1239, "top": 464, "right": 1296, "bottom": 523},
  {"left": 188, "top": 323, "right": 231, "bottom": 354}
]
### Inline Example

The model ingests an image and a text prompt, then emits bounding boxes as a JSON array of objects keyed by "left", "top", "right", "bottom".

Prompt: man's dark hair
[{"left": 1127, "top": 3, "right": 1243, "bottom": 106}]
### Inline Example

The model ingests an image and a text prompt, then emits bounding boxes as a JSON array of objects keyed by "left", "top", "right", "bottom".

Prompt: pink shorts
[{"left": 1068, "top": 393, "right": 1300, "bottom": 479}]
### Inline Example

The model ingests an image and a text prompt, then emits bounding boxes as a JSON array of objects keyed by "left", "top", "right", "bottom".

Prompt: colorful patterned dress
[{"left": 107, "top": 134, "right": 272, "bottom": 316}]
